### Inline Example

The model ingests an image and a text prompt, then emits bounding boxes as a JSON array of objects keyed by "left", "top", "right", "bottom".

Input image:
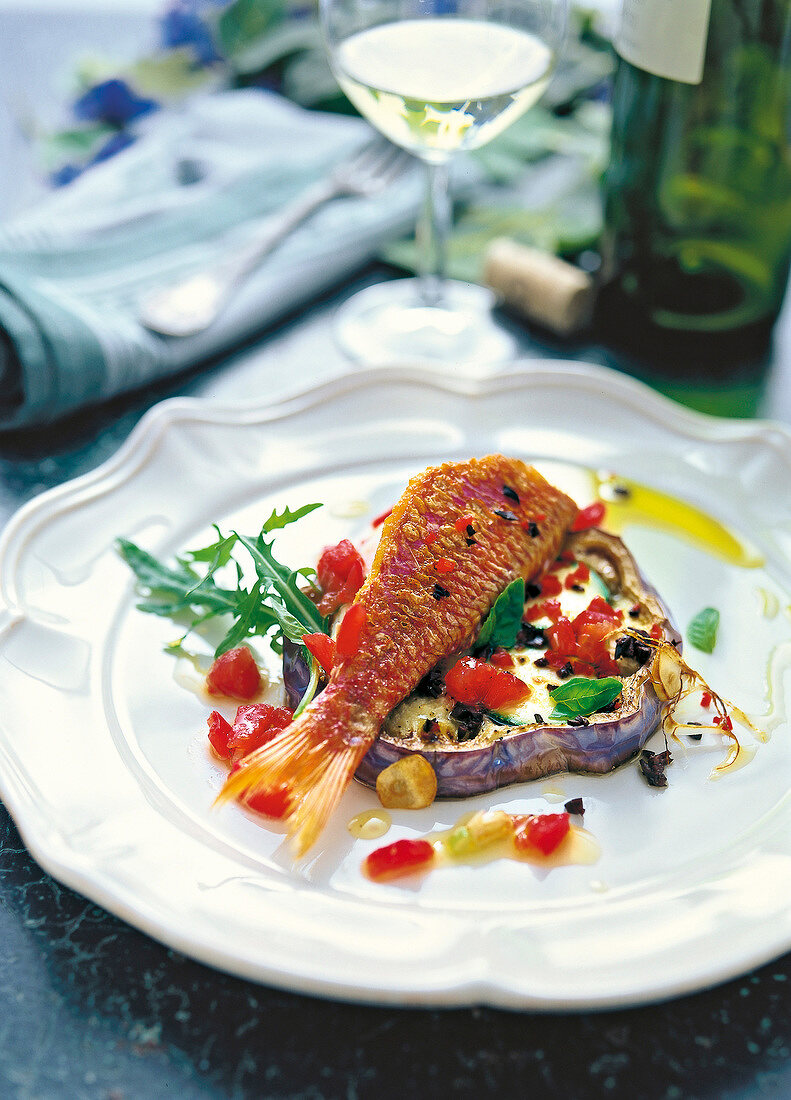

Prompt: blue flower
[
  {"left": 160, "top": 2, "right": 225, "bottom": 66},
  {"left": 50, "top": 163, "right": 82, "bottom": 188},
  {"left": 74, "top": 79, "right": 159, "bottom": 128},
  {"left": 89, "top": 130, "right": 137, "bottom": 165}
]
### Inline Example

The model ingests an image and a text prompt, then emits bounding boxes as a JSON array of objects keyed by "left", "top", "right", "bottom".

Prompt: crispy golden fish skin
[{"left": 220, "top": 455, "right": 577, "bottom": 854}]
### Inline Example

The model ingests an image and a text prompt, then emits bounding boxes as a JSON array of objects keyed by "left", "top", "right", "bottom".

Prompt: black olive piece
[
  {"left": 526, "top": 521, "right": 540, "bottom": 538},
  {"left": 534, "top": 713, "right": 544, "bottom": 724},
  {"left": 525, "top": 581, "right": 542, "bottom": 599},
  {"left": 502, "top": 485, "right": 520, "bottom": 504},
  {"left": 417, "top": 667, "right": 445, "bottom": 698},
  {"left": 687, "top": 733, "right": 703, "bottom": 741},
  {"left": 613, "top": 485, "right": 631, "bottom": 498},
  {"left": 628, "top": 604, "right": 641, "bottom": 618},
  {"left": 558, "top": 661, "right": 573, "bottom": 679},
  {"left": 432, "top": 583, "right": 450, "bottom": 600},
  {"left": 564, "top": 797, "right": 585, "bottom": 816},
  {"left": 639, "top": 748, "right": 672, "bottom": 788},
  {"left": 571, "top": 583, "right": 585, "bottom": 592},
  {"left": 534, "top": 656, "right": 549, "bottom": 668},
  {"left": 494, "top": 508, "right": 517, "bottom": 521},
  {"left": 614, "top": 635, "right": 652, "bottom": 667},
  {"left": 568, "top": 715, "right": 590, "bottom": 727},
  {"left": 450, "top": 702, "right": 485, "bottom": 741},
  {"left": 516, "top": 623, "right": 547, "bottom": 649}
]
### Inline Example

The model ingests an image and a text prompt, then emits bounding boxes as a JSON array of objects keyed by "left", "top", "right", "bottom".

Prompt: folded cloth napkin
[{"left": 0, "top": 89, "right": 425, "bottom": 430}]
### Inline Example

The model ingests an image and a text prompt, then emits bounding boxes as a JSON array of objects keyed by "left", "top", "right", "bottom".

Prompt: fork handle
[{"left": 140, "top": 175, "right": 338, "bottom": 337}]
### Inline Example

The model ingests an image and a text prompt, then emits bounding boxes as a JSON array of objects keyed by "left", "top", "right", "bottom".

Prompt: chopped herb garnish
[
  {"left": 476, "top": 578, "right": 525, "bottom": 650},
  {"left": 549, "top": 676, "right": 623, "bottom": 720},
  {"left": 687, "top": 607, "right": 720, "bottom": 653},
  {"left": 502, "top": 485, "right": 520, "bottom": 504}
]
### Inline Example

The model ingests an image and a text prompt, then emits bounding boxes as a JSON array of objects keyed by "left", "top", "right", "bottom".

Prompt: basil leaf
[
  {"left": 549, "top": 676, "right": 623, "bottom": 720},
  {"left": 476, "top": 578, "right": 525, "bottom": 650},
  {"left": 687, "top": 607, "right": 719, "bottom": 654}
]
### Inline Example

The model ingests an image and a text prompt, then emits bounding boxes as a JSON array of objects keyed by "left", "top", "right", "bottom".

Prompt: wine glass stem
[{"left": 418, "top": 161, "right": 451, "bottom": 308}]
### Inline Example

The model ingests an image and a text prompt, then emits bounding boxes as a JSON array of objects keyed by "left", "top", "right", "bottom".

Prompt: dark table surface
[{"left": 1, "top": 269, "right": 790, "bottom": 1100}]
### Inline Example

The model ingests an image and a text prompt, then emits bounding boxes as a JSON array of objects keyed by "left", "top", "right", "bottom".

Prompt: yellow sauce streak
[
  {"left": 426, "top": 811, "right": 600, "bottom": 870},
  {"left": 595, "top": 474, "right": 763, "bottom": 569},
  {"left": 348, "top": 809, "right": 392, "bottom": 840}
]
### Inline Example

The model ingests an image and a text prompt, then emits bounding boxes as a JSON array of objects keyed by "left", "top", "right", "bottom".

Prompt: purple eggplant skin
[
  {"left": 283, "top": 638, "right": 311, "bottom": 710},
  {"left": 282, "top": 529, "right": 681, "bottom": 798},
  {"left": 353, "top": 679, "right": 663, "bottom": 797}
]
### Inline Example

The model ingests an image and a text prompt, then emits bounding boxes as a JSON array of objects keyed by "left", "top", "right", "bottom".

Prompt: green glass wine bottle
[{"left": 597, "top": 0, "right": 791, "bottom": 398}]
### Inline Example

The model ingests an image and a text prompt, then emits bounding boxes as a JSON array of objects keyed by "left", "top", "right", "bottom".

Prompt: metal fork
[{"left": 138, "top": 138, "right": 412, "bottom": 337}]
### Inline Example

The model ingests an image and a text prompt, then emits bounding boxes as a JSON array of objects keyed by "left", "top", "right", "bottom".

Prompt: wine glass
[{"left": 320, "top": 0, "right": 568, "bottom": 366}]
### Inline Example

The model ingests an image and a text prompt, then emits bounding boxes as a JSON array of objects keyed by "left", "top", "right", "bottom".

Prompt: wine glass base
[{"left": 334, "top": 278, "right": 518, "bottom": 367}]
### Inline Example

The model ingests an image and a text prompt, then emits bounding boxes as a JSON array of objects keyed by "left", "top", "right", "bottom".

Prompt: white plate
[{"left": 1, "top": 362, "right": 790, "bottom": 1010}]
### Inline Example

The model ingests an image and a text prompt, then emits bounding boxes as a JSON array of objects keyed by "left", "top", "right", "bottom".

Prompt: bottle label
[{"left": 616, "top": 0, "right": 712, "bottom": 85}]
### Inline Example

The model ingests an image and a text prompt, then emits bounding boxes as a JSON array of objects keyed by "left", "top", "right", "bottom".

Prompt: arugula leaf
[
  {"left": 687, "top": 607, "right": 720, "bottom": 654},
  {"left": 117, "top": 502, "right": 328, "bottom": 658},
  {"left": 476, "top": 578, "right": 525, "bottom": 650},
  {"left": 549, "top": 676, "right": 623, "bottom": 720}
]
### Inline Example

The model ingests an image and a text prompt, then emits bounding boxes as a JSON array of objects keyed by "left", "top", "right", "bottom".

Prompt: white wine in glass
[{"left": 321, "top": 0, "right": 568, "bottom": 365}]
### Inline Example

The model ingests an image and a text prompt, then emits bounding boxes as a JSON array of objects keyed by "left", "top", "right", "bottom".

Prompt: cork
[{"left": 483, "top": 237, "right": 595, "bottom": 336}]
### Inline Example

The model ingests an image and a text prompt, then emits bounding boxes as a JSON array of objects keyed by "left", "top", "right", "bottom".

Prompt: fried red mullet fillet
[{"left": 220, "top": 455, "right": 577, "bottom": 854}]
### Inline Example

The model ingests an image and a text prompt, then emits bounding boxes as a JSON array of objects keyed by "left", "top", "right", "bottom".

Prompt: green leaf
[
  {"left": 549, "top": 676, "right": 623, "bottom": 720},
  {"left": 687, "top": 607, "right": 720, "bottom": 654},
  {"left": 261, "top": 501, "right": 322, "bottom": 534},
  {"left": 215, "top": 0, "right": 287, "bottom": 60},
  {"left": 234, "top": 531, "right": 327, "bottom": 635},
  {"left": 476, "top": 578, "right": 525, "bottom": 650}
]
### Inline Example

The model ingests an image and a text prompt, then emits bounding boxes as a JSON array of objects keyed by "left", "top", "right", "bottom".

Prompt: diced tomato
[
  {"left": 650, "top": 623, "right": 663, "bottom": 640},
  {"left": 537, "top": 573, "right": 562, "bottom": 597},
  {"left": 206, "top": 646, "right": 261, "bottom": 700},
  {"left": 454, "top": 513, "right": 477, "bottom": 533},
  {"left": 303, "top": 632, "right": 336, "bottom": 677},
  {"left": 227, "top": 703, "right": 292, "bottom": 761},
  {"left": 244, "top": 783, "right": 292, "bottom": 819},
  {"left": 549, "top": 549, "right": 576, "bottom": 570},
  {"left": 564, "top": 562, "right": 591, "bottom": 589},
  {"left": 336, "top": 602, "right": 366, "bottom": 658},
  {"left": 435, "top": 557, "right": 456, "bottom": 573},
  {"left": 364, "top": 838, "right": 435, "bottom": 881},
  {"left": 512, "top": 812, "right": 570, "bottom": 856},
  {"left": 372, "top": 508, "right": 392, "bottom": 528},
  {"left": 571, "top": 501, "right": 606, "bottom": 532},
  {"left": 445, "top": 656, "right": 532, "bottom": 709},
  {"left": 700, "top": 691, "right": 712, "bottom": 708},
  {"left": 207, "top": 710, "right": 234, "bottom": 761},
  {"left": 547, "top": 616, "right": 576, "bottom": 655},
  {"left": 489, "top": 647, "right": 514, "bottom": 668},
  {"left": 316, "top": 539, "right": 366, "bottom": 615},
  {"left": 524, "top": 599, "right": 562, "bottom": 623}
]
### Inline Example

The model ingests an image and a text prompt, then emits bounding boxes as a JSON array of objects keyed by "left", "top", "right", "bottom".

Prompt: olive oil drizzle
[{"left": 595, "top": 473, "right": 762, "bottom": 569}]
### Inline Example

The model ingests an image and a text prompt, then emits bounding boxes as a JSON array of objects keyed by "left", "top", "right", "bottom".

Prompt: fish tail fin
[{"left": 216, "top": 704, "right": 370, "bottom": 856}]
